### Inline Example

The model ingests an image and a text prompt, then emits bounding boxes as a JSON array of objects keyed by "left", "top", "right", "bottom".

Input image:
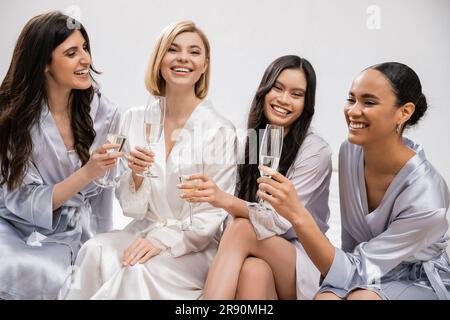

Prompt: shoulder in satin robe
[
  {"left": 0, "top": 91, "right": 117, "bottom": 299},
  {"left": 320, "top": 138, "right": 450, "bottom": 300}
]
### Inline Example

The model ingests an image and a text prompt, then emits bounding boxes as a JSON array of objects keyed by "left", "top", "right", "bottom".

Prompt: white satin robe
[
  {"left": 60, "top": 99, "right": 237, "bottom": 300},
  {"left": 0, "top": 91, "right": 117, "bottom": 299}
]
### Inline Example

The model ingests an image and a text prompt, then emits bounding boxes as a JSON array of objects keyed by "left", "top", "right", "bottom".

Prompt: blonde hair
[{"left": 145, "top": 21, "right": 211, "bottom": 99}]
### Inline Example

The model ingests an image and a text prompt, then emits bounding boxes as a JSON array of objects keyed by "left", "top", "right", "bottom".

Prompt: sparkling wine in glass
[
  {"left": 259, "top": 155, "right": 280, "bottom": 177},
  {"left": 255, "top": 124, "right": 284, "bottom": 210},
  {"left": 93, "top": 109, "right": 130, "bottom": 188},
  {"left": 178, "top": 138, "right": 204, "bottom": 231},
  {"left": 139, "top": 96, "right": 165, "bottom": 178},
  {"left": 106, "top": 133, "right": 127, "bottom": 153}
]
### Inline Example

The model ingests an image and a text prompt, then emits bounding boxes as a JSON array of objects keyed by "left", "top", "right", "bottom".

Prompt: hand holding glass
[
  {"left": 178, "top": 144, "right": 204, "bottom": 231},
  {"left": 255, "top": 124, "right": 284, "bottom": 210},
  {"left": 93, "top": 110, "right": 129, "bottom": 188}
]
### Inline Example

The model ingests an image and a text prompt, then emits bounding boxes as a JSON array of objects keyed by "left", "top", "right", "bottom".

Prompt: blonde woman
[{"left": 61, "top": 21, "right": 236, "bottom": 300}]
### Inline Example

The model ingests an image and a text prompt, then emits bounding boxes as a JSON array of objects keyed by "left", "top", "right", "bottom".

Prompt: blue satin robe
[
  {"left": 319, "top": 138, "right": 450, "bottom": 300},
  {"left": 0, "top": 91, "right": 117, "bottom": 299}
]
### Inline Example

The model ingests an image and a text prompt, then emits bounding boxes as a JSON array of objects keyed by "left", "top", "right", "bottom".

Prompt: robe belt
[
  {"left": 138, "top": 217, "right": 182, "bottom": 236},
  {"left": 393, "top": 255, "right": 450, "bottom": 300},
  {"left": 26, "top": 199, "right": 92, "bottom": 263},
  {"left": 423, "top": 259, "right": 450, "bottom": 300}
]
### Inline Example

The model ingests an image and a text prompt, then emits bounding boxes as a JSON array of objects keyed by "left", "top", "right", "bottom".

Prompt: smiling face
[
  {"left": 44, "top": 30, "right": 92, "bottom": 91},
  {"left": 263, "top": 68, "right": 307, "bottom": 133},
  {"left": 344, "top": 69, "right": 405, "bottom": 146},
  {"left": 160, "top": 31, "right": 208, "bottom": 91}
]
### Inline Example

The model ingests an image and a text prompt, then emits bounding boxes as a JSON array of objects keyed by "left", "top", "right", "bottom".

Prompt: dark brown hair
[
  {"left": 0, "top": 11, "right": 99, "bottom": 190},
  {"left": 237, "top": 55, "right": 317, "bottom": 202}
]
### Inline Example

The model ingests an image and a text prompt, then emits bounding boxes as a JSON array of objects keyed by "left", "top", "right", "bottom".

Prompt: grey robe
[
  {"left": 0, "top": 91, "right": 117, "bottom": 299},
  {"left": 319, "top": 138, "right": 450, "bottom": 300}
]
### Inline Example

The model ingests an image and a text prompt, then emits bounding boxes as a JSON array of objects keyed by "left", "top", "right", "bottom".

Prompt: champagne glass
[
  {"left": 93, "top": 109, "right": 129, "bottom": 188},
  {"left": 259, "top": 124, "right": 283, "bottom": 178},
  {"left": 139, "top": 96, "right": 165, "bottom": 178},
  {"left": 253, "top": 124, "right": 284, "bottom": 210},
  {"left": 178, "top": 137, "right": 204, "bottom": 231}
]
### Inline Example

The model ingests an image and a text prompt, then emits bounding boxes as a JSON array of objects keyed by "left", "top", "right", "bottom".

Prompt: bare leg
[
  {"left": 346, "top": 289, "right": 382, "bottom": 300},
  {"left": 203, "top": 218, "right": 254, "bottom": 299},
  {"left": 203, "top": 218, "right": 296, "bottom": 300},
  {"left": 235, "top": 257, "right": 278, "bottom": 300},
  {"left": 314, "top": 292, "right": 343, "bottom": 300}
]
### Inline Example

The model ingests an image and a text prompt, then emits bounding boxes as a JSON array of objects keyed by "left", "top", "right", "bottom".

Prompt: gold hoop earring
[{"left": 396, "top": 123, "right": 402, "bottom": 135}]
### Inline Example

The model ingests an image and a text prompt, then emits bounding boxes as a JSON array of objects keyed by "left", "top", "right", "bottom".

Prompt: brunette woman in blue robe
[
  {"left": 0, "top": 12, "right": 121, "bottom": 299},
  {"left": 256, "top": 62, "right": 450, "bottom": 300}
]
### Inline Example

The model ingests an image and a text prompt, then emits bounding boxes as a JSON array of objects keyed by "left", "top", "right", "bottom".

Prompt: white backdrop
[{"left": 1, "top": 0, "right": 449, "bottom": 185}]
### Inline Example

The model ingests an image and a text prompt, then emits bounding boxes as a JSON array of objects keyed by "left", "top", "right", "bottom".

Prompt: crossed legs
[
  {"left": 235, "top": 257, "right": 278, "bottom": 300},
  {"left": 203, "top": 218, "right": 296, "bottom": 300}
]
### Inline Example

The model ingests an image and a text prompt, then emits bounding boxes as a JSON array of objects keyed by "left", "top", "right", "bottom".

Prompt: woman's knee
[
  {"left": 220, "top": 218, "right": 256, "bottom": 248},
  {"left": 236, "top": 257, "right": 277, "bottom": 299},
  {"left": 346, "top": 289, "right": 382, "bottom": 300},
  {"left": 82, "top": 231, "right": 127, "bottom": 252},
  {"left": 314, "top": 291, "right": 342, "bottom": 300},
  {"left": 81, "top": 236, "right": 105, "bottom": 251},
  {"left": 240, "top": 257, "right": 273, "bottom": 282}
]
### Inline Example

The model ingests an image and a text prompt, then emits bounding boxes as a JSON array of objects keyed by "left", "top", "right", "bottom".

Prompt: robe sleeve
[
  {"left": 89, "top": 184, "right": 114, "bottom": 233},
  {"left": 145, "top": 126, "right": 237, "bottom": 257},
  {"left": 2, "top": 160, "right": 55, "bottom": 231},
  {"left": 322, "top": 205, "right": 449, "bottom": 290},
  {"left": 116, "top": 170, "right": 152, "bottom": 221},
  {"left": 248, "top": 134, "right": 332, "bottom": 239}
]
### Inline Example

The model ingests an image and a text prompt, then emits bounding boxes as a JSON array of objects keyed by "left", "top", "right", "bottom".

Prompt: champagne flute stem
[
  {"left": 101, "top": 169, "right": 110, "bottom": 182},
  {"left": 188, "top": 202, "right": 193, "bottom": 228},
  {"left": 143, "top": 143, "right": 157, "bottom": 177}
]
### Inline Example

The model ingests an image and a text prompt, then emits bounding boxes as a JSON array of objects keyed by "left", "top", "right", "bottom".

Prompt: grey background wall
[{"left": 1, "top": 0, "right": 449, "bottom": 183}]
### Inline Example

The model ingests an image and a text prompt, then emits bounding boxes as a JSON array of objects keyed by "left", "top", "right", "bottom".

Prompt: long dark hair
[
  {"left": 237, "top": 55, "right": 317, "bottom": 202},
  {"left": 0, "top": 11, "right": 99, "bottom": 190},
  {"left": 369, "top": 62, "right": 428, "bottom": 130}
]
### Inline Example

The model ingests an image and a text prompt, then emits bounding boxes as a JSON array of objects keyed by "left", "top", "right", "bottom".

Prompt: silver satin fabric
[
  {"left": 319, "top": 138, "right": 450, "bottom": 299},
  {"left": 0, "top": 92, "right": 117, "bottom": 299},
  {"left": 60, "top": 99, "right": 237, "bottom": 300}
]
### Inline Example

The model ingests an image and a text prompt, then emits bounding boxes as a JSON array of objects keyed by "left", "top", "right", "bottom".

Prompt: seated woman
[
  {"left": 61, "top": 20, "right": 237, "bottom": 300},
  {"left": 0, "top": 11, "right": 120, "bottom": 300},
  {"left": 257, "top": 62, "right": 450, "bottom": 300},
  {"left": 180, "top": 55, "right": 332, "bottom": 299}
]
